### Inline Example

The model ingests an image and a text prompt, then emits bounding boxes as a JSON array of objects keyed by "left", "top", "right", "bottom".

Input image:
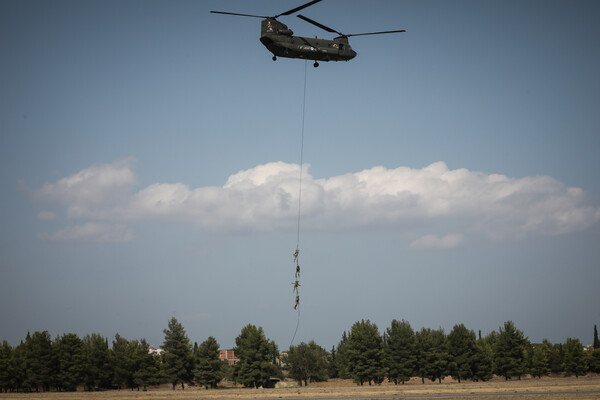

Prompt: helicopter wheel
[
  {"left": 313, "top": 61, "right": 319, "bottom": 68},
  {"left": 272, "top": 56, "right": 277, "bottom": 61}
]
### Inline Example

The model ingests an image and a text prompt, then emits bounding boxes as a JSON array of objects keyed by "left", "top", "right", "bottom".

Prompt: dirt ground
[{"left": 3, "top": 375, "right": 600, "bottom": 400}]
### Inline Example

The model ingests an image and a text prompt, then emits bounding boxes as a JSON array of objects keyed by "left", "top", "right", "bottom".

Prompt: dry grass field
[{"left": 3, "top": 375, "right": 600, "bottom": 400}]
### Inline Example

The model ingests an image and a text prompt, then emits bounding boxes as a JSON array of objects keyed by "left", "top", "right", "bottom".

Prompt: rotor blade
[
  {"left": 276, "top": 0, "right": 322, "bottom": 17},
  {"left": 297, "top": 14, "right": 343, "bottom": 35},
  {"left": 347, "top": 30, "right": 406, "bottom": 37},
  {"left": 210, "top": 11, "right": 268, "bottom": 19}
]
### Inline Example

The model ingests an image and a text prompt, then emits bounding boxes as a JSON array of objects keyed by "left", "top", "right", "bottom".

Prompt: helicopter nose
[{"left": 351, "top": 50, "right": 357, "bottom": 59}]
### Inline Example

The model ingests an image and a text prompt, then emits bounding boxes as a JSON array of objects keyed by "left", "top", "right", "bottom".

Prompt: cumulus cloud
[
  {"left": 410, "top": 234, "right": 465, "bottom": 250},
  {"left": 32, "top": 159, "right": 600, "bottom": 242},
  {"left": 33, "top": 158, "right": 137, "bottom": 219}
]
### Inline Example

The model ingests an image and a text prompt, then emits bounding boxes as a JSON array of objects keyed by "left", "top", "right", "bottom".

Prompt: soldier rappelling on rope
[{"left": 292, "top": 280, "right": 300, "bottom": 294}]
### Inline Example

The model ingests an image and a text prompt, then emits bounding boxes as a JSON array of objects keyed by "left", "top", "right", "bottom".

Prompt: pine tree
[
  {"left": 415, "top": 327, "right": 433, "bottom": 384},
  {"left": 562, "top": 338, "right": 587, "bottom": 377},
  {"left": 83, "top": 333, "right": 113, "bottom": 390},
  {"left": 0, "top": 341, "right": 13, "bottom": 393},
  {"left": 233, "top": 324, "right": 278, "bottom": 388},
  {"left": 286, "top": 340, "right": 329, "bottom": 386},
  {"left": 328, "top": 345, "right": 338, "bottom": 378},
  {"left": 162, "top": 317, "right": 193, "bottom": 390},
  {"left": 471, "top": 337, "right": 493, "bottom": 382},
  {"left": 530, "top": 340, "right": 551, "bottom": 378},
  {"left": 22, "top": 331, "right": 54, "bottom": 392},
  {"left": 111, "top": 334, "right": 132, "bottom": 389},
  {"left": 334, "top": 331, "right": 351, "bottom": 379},
  {"left": 549, "top": 343, "right": 564, "bottom": 373},
  {"left": 429, "top": 329, "right": 449, "bottom": 383},
  {"left": 53, "top": 333, "right": 86, "bottom": 391},
  {"left": 346, "top": 320, "right": 386, "bottom": 386},
  {"left": 493, "top": 321, "right": 528, "bottom": 380},
  {"left": 132, "top": 339, "right": 162, "bottom": 390},
  {"left": 447, "top": 324, "right": 476, "bottom": 383},
  {"left": 385, "top": 319, "right": 416, "bottom": 384},
  {"left": 589, "top": 349, "right": 600, "bottom": 373},
  {"left": 193, "top": 336, "right": 222, "bottom": 389},
  {"left": 594, "top": 325, "right": 600, "bottom": 350}
]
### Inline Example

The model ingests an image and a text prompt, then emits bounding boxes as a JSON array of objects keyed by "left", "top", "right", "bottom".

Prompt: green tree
[
  {"left": 493, "top": 321, "right": 528, "bottom": 380},
  {"left": 594, "top": 325, "right": 600, "bottom": 350},
  {"left": 0, "top": 341, "right": 13, "bottom": 392},
  {"left": 132, "top": 339, "right": 162, "bottom": 390},
  {"left": 588, "top": 349, "right": 600, "bottom": 373},
  {"left": 233, "top": 324, "right": 279, "bottom": 388},
  {"left": 162, "top": 317, "right": 193, "bottom": 390},
  {"left": 549, "top": 343, "right": 563, "bottom": 373},
  {"left": 286, "top": 340, "right": 329, "bottom": 386},
  {"left": 9, "top": 341, "right": 26, "bottom": 392},
  {"left": 385, "top": 319, "right": 416, "bottom": 384},
  {"left": 562, "top": 337, "right": 587, "bottom": 377},
  {"left": 333, "top": 331, "right": 351, "bottom": 379},
  {"left": 53, "top": 333, "right": 86, "bottom": 391},
  {"left": 327, "top": 345, "right": 338, "bottom": 378},
  {"left": 111, "top": 334, "right": 133, "bottom": 389},
  {"left": 429, "top": 328, "right": 449, "bottom": 383},
  {"left": 447, "top": 324, "right": 476, "bottom": 383},
  {"left": 83, "top": 333, "right": 113, "bottom": 391},
  {"left": 415, "top": 327, "right": 433, "bottom": 384},
  {"left": 471, "top": 337, "right": 493, "bottom": 382},
  {"left": 530, "top": 340, "right": 551, "bottom": 378},
  {"left": 22, "top": 331, "right": 54, "bottom": 392},
  {"left": 193, "top": 336, "right": 222, "bottom": 389},
  {"left": 346, "top": 320, "right": 386, "bottom": 386}
]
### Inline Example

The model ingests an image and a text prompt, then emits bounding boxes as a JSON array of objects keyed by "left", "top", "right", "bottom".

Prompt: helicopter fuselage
[{"left": 259, "top": 19, "right": 357, "bottom": 62}]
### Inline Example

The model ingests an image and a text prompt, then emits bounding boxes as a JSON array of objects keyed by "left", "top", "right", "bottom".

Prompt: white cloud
[
  {"left": 33, "top": 158, "right": 137, "bottom": 219},
  {"left": 410, "top": 234, "right": 465, "bottom": 250},
  {"left": 37, "top": 222, "right": 135, "bottom": 243},
  {"left": 33, "top": 160, "right": 600, "bottom": 242}
]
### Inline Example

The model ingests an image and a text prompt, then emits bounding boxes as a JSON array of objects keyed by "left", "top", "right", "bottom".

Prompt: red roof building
[{"left": 219, "top": 349, "right": 239, "bottom": 365}]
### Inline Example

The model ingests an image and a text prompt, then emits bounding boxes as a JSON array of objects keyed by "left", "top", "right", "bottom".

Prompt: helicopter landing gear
[
  {"left": 313, "top": 61, "right": 319, "bottom": 68},
  {"left": 272, "top": 56, "right": 277, "bottom": 61}
]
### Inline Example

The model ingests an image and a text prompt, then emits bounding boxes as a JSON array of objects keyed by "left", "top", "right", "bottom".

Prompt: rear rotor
[{"left": 297, "top": 14, "right": 405, "bottom": 38}]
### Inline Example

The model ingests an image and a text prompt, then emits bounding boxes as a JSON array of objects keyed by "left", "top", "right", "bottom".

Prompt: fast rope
[{"left": 290, "top": 60, "right": 308, "bottom": 348}]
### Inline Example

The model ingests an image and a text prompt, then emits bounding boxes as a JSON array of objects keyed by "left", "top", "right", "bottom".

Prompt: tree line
[
  {"left": 323, "top": 320, "right": 600, "bottom": 386},
  {"left": 1, "top": 318, "right": 599, "bottom": 392}
]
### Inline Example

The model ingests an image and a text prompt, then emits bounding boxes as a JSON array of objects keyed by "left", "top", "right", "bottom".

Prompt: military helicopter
[{"left": 210, "top": 0, "right": 405, "bottom": 67}]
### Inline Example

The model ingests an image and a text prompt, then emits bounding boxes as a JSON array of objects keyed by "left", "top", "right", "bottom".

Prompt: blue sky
[{"left": 1, "top": 0, "right": 599, "bottom": 351}]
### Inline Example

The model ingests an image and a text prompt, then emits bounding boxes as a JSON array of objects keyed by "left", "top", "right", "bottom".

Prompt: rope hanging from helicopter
[{"left": 290, "top": 60, "right": 308, "bottom": 348}]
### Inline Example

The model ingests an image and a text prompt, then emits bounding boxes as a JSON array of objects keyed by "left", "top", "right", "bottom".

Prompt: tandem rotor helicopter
[{"left": 211, "top": 0, "right": 405, "bottom": 67}]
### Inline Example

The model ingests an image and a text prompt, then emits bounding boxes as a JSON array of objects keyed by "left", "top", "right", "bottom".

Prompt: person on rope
[
  {"left": 293, "top": 249, "right": 299, "bottom": 264},
  {"left": 294, "top": 294, "right": 300, "bottom": 310},
  {"left": 295, "top": 264, "right": 300, "bottom": 279},
  {"left": 292, "top": 280, "right": 300, "bottom": 294}
]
